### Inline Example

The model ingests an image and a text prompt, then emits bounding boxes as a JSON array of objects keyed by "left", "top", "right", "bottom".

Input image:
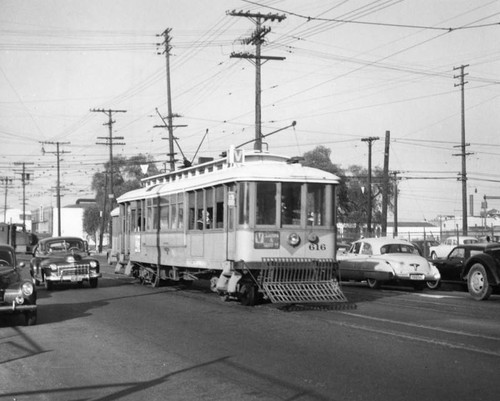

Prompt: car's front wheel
[
  {"left": 468, "top": 263, "right": 492, "bottom": 301},
  {"left": 426, "top": 280, "right": 441, "bottom": 290},
  {"left": 45, "top": 280, "right": 54, "bottom": 291},
  {"left": 89, "top": 278, "right": 98, "bottom": 288},
  {"left": 430, "top": 252, "right": 437, "bottom": 260},
  {"left": 366, "top": 278, "right": 381, "bottom": 289}
]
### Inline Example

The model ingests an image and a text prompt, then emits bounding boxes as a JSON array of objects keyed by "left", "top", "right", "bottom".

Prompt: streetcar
[{"left": 113, "top": 146, "right": 346, "bottom": 305}]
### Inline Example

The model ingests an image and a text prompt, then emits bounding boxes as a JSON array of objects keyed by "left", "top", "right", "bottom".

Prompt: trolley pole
[
  {"left": 41, "top": 141, "right": 70, "bottom": 236},
  {"left": 227, "top": 10, "right": 286, "bottom": 151},
  {"left": 453, "top": 64, "right": 470, "bottom": 235},
  {"left": 361, "top": 136, "right": 379, "bottom": 237}
]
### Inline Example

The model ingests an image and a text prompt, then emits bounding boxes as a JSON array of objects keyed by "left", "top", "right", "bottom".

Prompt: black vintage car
[
  {"left": 0, "top": 244, "right": 37, "bottom": 325},
  {"left": 428, "top": 242, "right": 500, "bottom": 300},
  {"left": 30, "top": 237, "right": 101, "bottom": 290}
]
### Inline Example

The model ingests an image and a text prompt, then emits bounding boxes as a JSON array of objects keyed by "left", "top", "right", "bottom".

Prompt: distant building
[{"left": 2, "top": 208, "right": 32, "bottom": 231}]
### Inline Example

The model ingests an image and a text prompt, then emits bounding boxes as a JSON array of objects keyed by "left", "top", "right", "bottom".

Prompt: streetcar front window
[
  {"left": 281, "top": 182, "right": 301, "bottom": 225},
  {"left": 256, "top": 182, "right": 276, "bottom": 225},
  {"left": 307, "top": 184, "right": 327, "bottom": 226}
]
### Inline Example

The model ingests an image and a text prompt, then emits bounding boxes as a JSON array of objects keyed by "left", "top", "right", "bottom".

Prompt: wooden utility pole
[
  {"left": 157, "top": 28, "right": 184, "bottom": 171},
  {"left": 91, "top": 108, "right": 126, "bottom": 251},
  {"left": 453, "top": 64, "right": 470, "bottom": 235},
  {"left": 381, "top": 131, "right": 390, "bottom": 237},
  {"left": 41, "top": 141, "right": 70, "bottom": 236},
  {"left": 0, "top": 177, "right": 14, "bottom": 224},
  {"left": 361, "top": 136, "right": 379, "bottom": 236},
  {"left": 392, "top": 171, "right": 400, "bottom": 237},
  {"left": 227, "top": 10, "right": 286, "bottom": 151},
  {"left": 14, "top": 162, "right": 34, "bottom": 231}
]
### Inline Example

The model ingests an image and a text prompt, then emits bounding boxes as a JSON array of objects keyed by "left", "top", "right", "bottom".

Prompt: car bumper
[
  {"left": 46, "top": 272, "right": 102, "bottom": 283},
  {"left": 0, "top": 302, "right": 37, "bottom": 312}
]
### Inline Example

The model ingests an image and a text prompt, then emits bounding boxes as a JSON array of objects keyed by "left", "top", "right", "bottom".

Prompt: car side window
[
  {"left": 450, "top": 248, "right": 464, "bottom": 259},
  {"left": 361, "top": 243, "right": 372, "bottom": 255},
  {"left": 350, "top": 242, "right": 362, "bottom": 254}
]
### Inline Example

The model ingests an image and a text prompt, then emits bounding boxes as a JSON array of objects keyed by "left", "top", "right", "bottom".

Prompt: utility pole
[
  {"left": 41, "top": 141, "right": 70, "bottom": 236},
  {"left": 156, "top": 29, "right": 183, "bottom": 171},
  {"left": 91, "top": 108, "right": 126, "bottom": 251},
  {"left": 154, "top": 108, "right": 188, "bottom": 168},
  {"left": 361, "top": 136, "right": 379, "bottom": 236},
  {"left": 453, "top": 64, "right": 470, "bottom": 235},
  {"left": 13, "top": 162, "right": 34, "bottom": 231},
  {"left": 392, "top": 171, "right": 400, "bottom": 237},
  {"left": 227, "top": 10, "right": 286, "bottom": 151},
  {"left": 0, "top": 176, "right": 14, "bottom": 223},
  {"left": 381, "top": 131, "right": 390, "bottom": 237}
]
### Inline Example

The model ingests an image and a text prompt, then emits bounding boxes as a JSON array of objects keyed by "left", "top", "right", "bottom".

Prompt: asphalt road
[{"left": 1, "top": 254, "right": 499, "bottom": 401}]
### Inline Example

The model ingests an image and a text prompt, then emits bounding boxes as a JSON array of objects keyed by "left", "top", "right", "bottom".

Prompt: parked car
[
  {"left": 426, "top": 244, "right": 489, "bottom": 289},
  {"left": 411, "top": 239, "right": 440, "bottom": 258},
  {"left": 429, "top": 236, "right": 479, "bottom": 259},
  {"left": 30, "top": 236, "right": 101, "bottom": 290},
  {"left": 464, "top": 242, "right": 500, "bottom": 300},
  {"left": 0, "top": 244, "right": 37, "bottom": 325},
  {"left": 338, "top": 237, "right": 441, "bottom": 290}
]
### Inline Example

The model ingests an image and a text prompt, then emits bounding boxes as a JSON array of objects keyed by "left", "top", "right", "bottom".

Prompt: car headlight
[
  {"left": 287, "top": 232, "right": 301, "bottom": 247},
  {"left": 22, "top": 282, "right": 34, "bottom": 296},
  {"left": 90, "top": 260, "right": 98, "bottom": 268},
  {"left": 49, "top": 263, "right": 57, "bottom": 271}
]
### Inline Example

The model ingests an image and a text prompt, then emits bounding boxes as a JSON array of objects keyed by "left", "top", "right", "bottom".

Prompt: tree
[
  {"left": 83, "top": 205, "right": 101, "bottom": 247},
  {"left": 87, "top": 154, "right": 159, "bottom": 251}
]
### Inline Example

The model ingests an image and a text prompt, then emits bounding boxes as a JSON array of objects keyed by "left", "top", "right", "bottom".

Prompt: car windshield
[
  {"left": 0, "top": 250, "right": 14, "bottom": 266},
  {"left": 380, "top": 243, "right": 418, "bottom": 255},
  {"left": 46, "top": 240, "right": 84, "bottom": 252}
]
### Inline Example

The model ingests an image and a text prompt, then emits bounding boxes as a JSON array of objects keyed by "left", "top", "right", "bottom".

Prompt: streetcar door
[{"left": 226, "top": 184, "right": 237, "bottom": 260}]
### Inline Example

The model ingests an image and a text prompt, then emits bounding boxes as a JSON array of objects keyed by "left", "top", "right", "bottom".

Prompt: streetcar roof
[{"left": 117, "top": 150, "right": 340, "bottom": 203}]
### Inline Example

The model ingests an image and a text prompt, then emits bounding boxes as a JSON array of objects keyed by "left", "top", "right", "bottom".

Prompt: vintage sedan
[
  {"left": 426, "top": 244, "right": 489, "bottom": 289},
  {"left": 429, "top": 236, "right": 479, "bottom": 259},
  {"left": 30, "top": 236, "right": 101, "bottom": 290},
  {"left": 338, "top": 237, "right": 441, "bottom": 290},
  {"left": 0, "top": 244, "right": 37, "bottom": 325}
]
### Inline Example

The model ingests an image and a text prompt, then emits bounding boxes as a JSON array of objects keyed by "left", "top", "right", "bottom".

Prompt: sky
[{"left": 1, "top": 0, "right": 499, "bottom": 223}]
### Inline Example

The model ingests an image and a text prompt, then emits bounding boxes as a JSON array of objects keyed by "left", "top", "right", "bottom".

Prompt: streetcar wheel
[
  {"left": 151, "top": 269, "right": 160, "bottom": 288},
  {"left": 468, "top": 263, "right": 492, "bottom": 301},
  {"left": 426, "top": 280, "right": 441, "bottom": 290},
  {"left": 366, "top": 278, "right": 381, "bottom": 289},
  {"left": 239, "top": 282, "right": 257, "bottom": 306}
]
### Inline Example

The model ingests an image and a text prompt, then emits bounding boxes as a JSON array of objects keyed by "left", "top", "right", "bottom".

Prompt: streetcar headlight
[{"left": 287, "top": 232, "right": 301, "bottom": 247}]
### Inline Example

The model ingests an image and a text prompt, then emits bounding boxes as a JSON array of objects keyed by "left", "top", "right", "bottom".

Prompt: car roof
[
  {"left": 38, "top": 236, "right": 84, "bottom": 244},
  {"left": 353, "top": 237, "right": 414, "bottom": 247}
]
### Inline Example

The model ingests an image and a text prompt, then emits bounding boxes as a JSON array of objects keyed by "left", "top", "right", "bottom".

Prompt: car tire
[
  {"left": 430, "top": 252, "right": 437, "bottom": 260},
  {"left": 468, "top": 263, "right": 492, "bottom": 301},
  {"left": 426, "top": 280, "right": 441, "bottom": 290},
  {"left": 24, "top": 310, "right": 37, "bottom": 326},
  {"left": 89, "top": 278, "right": 98, "bottom": 288},
  {"left": 45, "top": 280, "right": 54, "bottom": 291},
  {"left": 366, "top": 278, "right": 381, "bottom": 289}
]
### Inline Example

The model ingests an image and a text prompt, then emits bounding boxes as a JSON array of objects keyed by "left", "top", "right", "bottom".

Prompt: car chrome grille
[{"left": 57, "top": 263, "right": 90, "bottom": 276}]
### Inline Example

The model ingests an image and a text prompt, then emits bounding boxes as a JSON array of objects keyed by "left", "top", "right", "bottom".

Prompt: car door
[
  {"left": 440, "top": 246, "right": 466, "bottom": 281},
  {"left": 339, "top": 241, "right": 363, "bottom": 280}
]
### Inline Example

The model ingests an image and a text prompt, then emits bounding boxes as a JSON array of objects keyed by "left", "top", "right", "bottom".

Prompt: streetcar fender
[{"left": 227, "top": 271, "right": 242, "bottom": 294}]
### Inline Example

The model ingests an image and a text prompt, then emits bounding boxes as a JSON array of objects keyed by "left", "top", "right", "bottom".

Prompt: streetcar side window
[
  {"left": 256, "top": 182, "right": 277, "bottom": 226},
  {"left": 196, "top": 189, "right": 204, "bottom": 230},
  {"left": 159, "top": 196, "right": 169, "bottom": 230},
  {"left": 171, "top": 194, "right": 178, "bottom": 229},
  {"left": 146, "top": 198, "right": 154, "bottom": 231},
  {"left": 188, "top": 191, "right": 195, "bottom": 230},
  {"left": 281, "top": 182, "right": 301, "bottom": 226},
  {"left": 215, "top": 186, "right": 224, "bottom": 228},
  {"left": 238, "top": 182, "right": 250, "bottom": 226},
  {"left": 205, "top": 187, "right": 214, "bottom": 230}
]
